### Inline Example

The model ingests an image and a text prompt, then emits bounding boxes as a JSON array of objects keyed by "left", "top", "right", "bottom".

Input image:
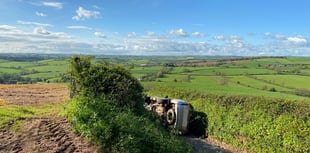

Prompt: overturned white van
[{"left": 145, "top": 96, "right": 193, "bottom": 134}]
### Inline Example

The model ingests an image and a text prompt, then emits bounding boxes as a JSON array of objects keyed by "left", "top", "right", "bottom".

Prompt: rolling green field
[
  {"left": 0, "top": 55, "right": 310, "bottom": 101},
  {"left": 129, "top": 57, "right": 310, "bottom": 101}
]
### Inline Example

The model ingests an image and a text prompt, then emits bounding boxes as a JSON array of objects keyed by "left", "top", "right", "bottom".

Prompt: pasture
[
  {"left": 133, "top": 57, "right": 310, "bottom": 101},
  {"left": 0, "top": 54, "right": 310, "bottom": 101}
]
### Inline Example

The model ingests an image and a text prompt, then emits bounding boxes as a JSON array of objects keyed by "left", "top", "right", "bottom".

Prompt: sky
[{"left": 0, "top": 0, "right": 309, "bottom": 56}]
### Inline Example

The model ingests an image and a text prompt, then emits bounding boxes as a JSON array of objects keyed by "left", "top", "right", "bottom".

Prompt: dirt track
[
  {"left": 0, "top": 84, "right": 98, "bottom": 153},
  {"left": 181, "top": 136, "right": 232, "bottom": 153},
  {"left": 0, "top": 116, "right": 98, "bottom": 153}
]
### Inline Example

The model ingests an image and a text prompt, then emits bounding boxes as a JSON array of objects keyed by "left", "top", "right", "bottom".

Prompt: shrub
[
  {"left": 67, "top": 94, "right": 193, "bottom": 153},
  {"left": 70, "top": 56, "right": 144, "bottom": 112},
  {"left": 67, "top": 56, "right": 193, "bottom": 153}
]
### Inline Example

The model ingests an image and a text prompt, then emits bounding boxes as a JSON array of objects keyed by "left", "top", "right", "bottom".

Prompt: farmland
[
  {"left": 1, "top": 54, "right": 310, "bottom": 152},
  {"left": 1, "top": 54, "right": 309, "bottom": 101},
  {"left": 0, "top": 84, "right": 100, "bottom": 153}
]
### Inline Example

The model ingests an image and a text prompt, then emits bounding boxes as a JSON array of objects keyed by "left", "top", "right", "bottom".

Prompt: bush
[
  {"left": 67, "top": 56, "right": 193, "bottom": 153},
  {"left": 70, "top": 56, "right": 144, "bottom": 112},
  {"left": 67, "top": 94, "right": 193, "bottom": 153}
]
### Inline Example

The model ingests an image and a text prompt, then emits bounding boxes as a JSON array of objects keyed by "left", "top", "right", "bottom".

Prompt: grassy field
[
  {"left": 130, "top": 57, "right": 310, "bottom": 101},
  {"left": 1, "top": 55, "right": 310, "bottom": 101}
]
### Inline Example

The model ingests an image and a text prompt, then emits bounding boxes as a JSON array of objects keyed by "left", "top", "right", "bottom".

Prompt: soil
[
  {"left": 0, "top": 115, "right": 98, "bottom": 153},
  {"left": 180, "top": 135, "right": 230, "bottom": 153},
  {"left": 181, "top": 135, "right": 248, "bottom": 153},
  {"left": 0, "top": 84, "right": 69, "bottom": 106},
  {"left": 0, "top": 84, "right": 98, "bottom": 153}
]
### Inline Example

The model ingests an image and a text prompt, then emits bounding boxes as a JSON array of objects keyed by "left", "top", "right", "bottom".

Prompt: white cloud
[
  {"left": 0, "top": 25, "right": 18, "bottom": 31},
  {"left": 72, "top": 7, "right": 100, "bottom": 21},
  {"left": 287, "top": 37, "right": 308, "bottom": 45},
  {"left": 33, "top": 27, "right": 50, "bottom": 35},
  {"left": 127, "top": 32, "right": 137, "bottom": 38},
  {"left": 274, "top": 34, "right": 285, "bottom": 40},
  {"left": 94, "top": 32, "right": 107, "bottom": 38},
  {"left": 264, "top": 32, "right": 287, "bottom": 40},
  {"left": 67, "top": 26, "right": 92, "bottom": 30},
  {"left": 146, "top": 31, "right": 156, "bottom": 36},
  {"left": 0, "top": 25, "right": 80, "bottom": 54},
  {"left": 92, "top": 5, "right": 101, "bottom": 10},
  {"left": 192, "top": 32, "right": 205, "bottom": 37},
  {"left": 17, "top": 20, "right": 52, "bottom": 27},
  {"left": 264, "top": 32, "right": 272, "bottom": 37},
  {"left": 169, "top": 28, "right": 189, "bottom": 37},
  {"left": 41, "top": 1, "right": 63, "bottom": 9},
  {"left": 1, "top": 25, "right": 310, "bottom": 56},
  {"left": 36, "top": 11, "right": 47, "bottom": 17},
  {"left": 214, "top": 35, "right": 225, "bottom": 41}
]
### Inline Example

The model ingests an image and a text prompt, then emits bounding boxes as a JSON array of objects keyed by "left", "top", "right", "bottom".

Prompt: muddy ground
[
  {"left": 0, "top": 115, "right": 98, "bottom": 153},
  {"left": 0, "top": 84, "right": 99, "bottom": 153}
]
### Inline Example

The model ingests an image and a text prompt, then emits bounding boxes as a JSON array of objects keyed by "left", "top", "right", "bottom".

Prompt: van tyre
[
  {"left": 151, "top": 106, "right": 156, "bottom": 112},
  {"left": 166, "top": 109, "right": 176, "bottom": 125}
]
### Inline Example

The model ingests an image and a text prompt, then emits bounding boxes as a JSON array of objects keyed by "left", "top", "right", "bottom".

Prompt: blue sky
[{"left": 0, "top": 0, "right": 309, "bottom": 56}]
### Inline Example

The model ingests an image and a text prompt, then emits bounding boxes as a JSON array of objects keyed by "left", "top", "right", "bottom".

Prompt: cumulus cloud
[
  {"left": 146, "top": 31, "right": 156, "bottom": 36},
  {"left": 0, "top": 25, "right": 18, "bottom": 31},
  {"left": 1, "top": 25, "right": 310, "bottom": 56},
  {"left": 17, "top": 20, "right": 52, "bottom": 27},
  {"left": 192, "top": 32, "right": 205, "bottom": 37},
  {"left": 274, "top": 34, "right": 285, "bottom": 40},
  {"left": 287, "top": 37, "right": 308, "bottom": 45},
  {"left": 169, "top": 28, "right": 189, "bottom": 37},
  {"left": 92, "top": 5, "right": 101, "bottom": 10},
  {"left": 94, "top": 32, "right": 107, "bottom": 38},
  {"left": 72, "top": 7, "right": 100, "bottom": 21},
  {"left": 36, "top": 11, "right": 47, "bottom": 17},
  {"left": 127, "top": 32, "right": 137, "bottom": 38},
  {"left": 264, "top": 32, "right": 272, "bottom": 37},
  {"left": 33, "top": 27, "right": 50, "bottom": 35},
  {"left": 41, "top": 1, "right": 63, "bottom": 9},
  {"left": 67, "top": 26, "right": 92, "bottom": 30},
  {"left": 214, "top": 35, "right": 225, "bottom": 41},
  {"left": 264, "top": 32, "right": 287, "bottom": 40},
  {"left": 0, "top": 25, "right": 79, "bottom": 54}
]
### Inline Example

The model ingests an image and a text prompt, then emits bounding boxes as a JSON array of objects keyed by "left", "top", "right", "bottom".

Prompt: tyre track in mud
[
  {"left": 0, "top": 116, "right": 98, "bottom": 153},
  {"left": 181, "top": 135, "right": 233, "bottom": 153}
]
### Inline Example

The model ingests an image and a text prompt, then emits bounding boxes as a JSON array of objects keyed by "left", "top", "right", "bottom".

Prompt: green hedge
[
  {"left": 67, "top": 56, "right": 193, "bottom": 153},
  {"left": 67, "top": 95, "right": 193, "bottom": 153},
  {"left": 148, "top": 86, "right": 310, "bottom": 153}
]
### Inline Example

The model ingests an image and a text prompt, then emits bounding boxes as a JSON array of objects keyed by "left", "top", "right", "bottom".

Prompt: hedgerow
[
  {"left": 66, "top": 56, "right": 193, "bottom": 153},
  {"left": 148, "top": 86, "right": 310, "bottom": 153}
]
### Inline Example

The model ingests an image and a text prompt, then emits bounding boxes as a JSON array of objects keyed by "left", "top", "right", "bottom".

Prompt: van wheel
[
  {"left": 151, "top": 106, "right": 156, "bottom": 112},
  {"left": 166, "top": 109, "right": 176, "bottom": 125}
]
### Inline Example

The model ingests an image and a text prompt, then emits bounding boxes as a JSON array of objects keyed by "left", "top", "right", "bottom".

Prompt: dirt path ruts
[
  {"left": 181, "top": 135, "right": 232, "bottom": 153},
  {"left": 0, "top": 116, "right": 98, "bottom": 153}
]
